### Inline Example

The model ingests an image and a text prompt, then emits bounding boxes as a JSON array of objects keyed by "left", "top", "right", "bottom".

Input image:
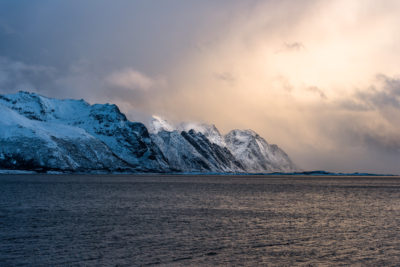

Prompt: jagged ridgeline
[{"left": 0, "top": 91, "right": 299, "bottom": 173}]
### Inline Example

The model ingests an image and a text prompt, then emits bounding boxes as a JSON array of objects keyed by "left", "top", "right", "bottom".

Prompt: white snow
[
  {"left": 148, "top": 116, "right": 226, "bottom": 147},
  {"left": 148, "top": 115, "right": 175, "bottom": 133},
  {"left": 178, "top": 122, "right": 226, "bottom": 147},
  {"left": 0, "top": 102, "right": 94, "bottom": 143},
  {"left": 224, "top": 129, "right": 298, "bottom": 172}
]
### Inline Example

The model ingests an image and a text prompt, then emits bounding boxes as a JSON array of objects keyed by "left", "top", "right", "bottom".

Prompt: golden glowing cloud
[{"left": 131, "top": 0, "right": 400, "bottom": 172}]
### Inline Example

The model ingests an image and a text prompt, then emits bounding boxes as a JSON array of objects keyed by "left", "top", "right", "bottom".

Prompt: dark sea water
[{"left": 1, "top": 175, "right": 400, "bottom": 266}]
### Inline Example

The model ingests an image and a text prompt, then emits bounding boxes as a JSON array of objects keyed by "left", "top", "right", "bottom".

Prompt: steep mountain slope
[
  {"left": 0, "top": 91, "right": 169, "bottom": 172},
  {"left": 0, "top": 103, "right": 131, "bottom": 172},
  {"left": 179, "top": 130, "right": 244, "bottom": 172},
  {"left": 151, "top": 130, "right": 213, "bottom": 172},
  {"left": 149, "top": 116, "right": 298, "bottom": 173},
  {"left": 149, "top": 117, "right": 244, "bottom": 172},
  {"left": 178, "top": 122, "right": 226, "bottom": 147},
  {"left": 224, "top": 129, "right": 298, "bottom": 172}
]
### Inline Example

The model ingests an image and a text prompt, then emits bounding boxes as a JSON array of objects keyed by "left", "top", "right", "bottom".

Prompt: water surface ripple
[{"left": 0, "top": 175, "right": 399, "bottom": 266}]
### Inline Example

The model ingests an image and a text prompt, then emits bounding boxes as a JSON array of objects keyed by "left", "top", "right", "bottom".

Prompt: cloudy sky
[{"left": 1, "top": 0, "right": 400, "bottom": 173}]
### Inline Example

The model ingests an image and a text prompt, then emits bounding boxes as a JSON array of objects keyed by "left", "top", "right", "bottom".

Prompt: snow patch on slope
[
  {"left": 224, "top": 129, "right": 299, "bottom": 172},
  {"left": 178, "top": 122, "right": 226, "bottom": 147},
  {"left": 148, "top": 115, "right": 175, "bottom": 133}
]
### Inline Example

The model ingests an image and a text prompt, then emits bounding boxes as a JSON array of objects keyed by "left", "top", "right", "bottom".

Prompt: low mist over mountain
[{"left": 0, "top": 91, "right": 298, "bottom": 173}]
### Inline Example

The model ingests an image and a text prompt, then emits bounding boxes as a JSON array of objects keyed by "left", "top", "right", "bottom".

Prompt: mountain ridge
[{"left": 0, "top": 91, "right": 299, "bottom": 174}]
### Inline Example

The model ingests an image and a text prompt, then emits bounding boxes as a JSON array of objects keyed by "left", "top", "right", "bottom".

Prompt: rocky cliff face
[
  {"left": 149, "top": 116, "right": 299, "bottom": 173},
  {"left": 224, "top": 129, "right": 298, "bottom": 172},
  {"left": 0, "top": 91, "right": 299, "bottom": 173},
  {"left": 0, "top": 91, "right": 168, "bottom": 172}
]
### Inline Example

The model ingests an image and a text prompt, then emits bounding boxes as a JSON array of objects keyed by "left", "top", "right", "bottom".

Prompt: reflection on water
[{"left": 1, "top": 175, "right": 400, "bottom": 266}]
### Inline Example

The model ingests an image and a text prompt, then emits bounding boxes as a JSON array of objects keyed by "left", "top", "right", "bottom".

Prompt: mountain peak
[
  {"left": 0, "top": 91, "right": 299, "bottom": 173},
  {"left": 178, "top": 122, "right": 225, "bottom": 147},
  {"left": 149, "top": 115, "right": 175, "bottom": 133},
  {"left": 224, "top": 128, "right": 299, "bottom": 172}
]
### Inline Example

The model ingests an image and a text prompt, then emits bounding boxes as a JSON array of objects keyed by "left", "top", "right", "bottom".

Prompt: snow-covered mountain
[
  {"left": 149, "top": 116, "right": 298, "bottom": 173},
  {"left": 0, "top": 91, "right": 299, "bottom": 173},
  {"left": 0, "top": 91, "right": 168, "bottom": 172},
  {"left": 224, "top": 129, "right": 297, "bottom": 172}
]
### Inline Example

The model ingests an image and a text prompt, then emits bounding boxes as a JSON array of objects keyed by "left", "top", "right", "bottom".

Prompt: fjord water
[{"left": 1, "top": 175, "right": 399, "bottom": 266}]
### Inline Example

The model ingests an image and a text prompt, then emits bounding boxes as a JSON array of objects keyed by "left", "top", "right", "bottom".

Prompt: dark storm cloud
[
  {"left": 336, "top": 118, "right": 400, "bottom": 154},
  {"left": 0, "top": 0, "right": 259, "bottom": 101},
  {"left": 340, "top": 75, "right": 400, "bottom": 112},
  {"left": 362, "top": 132, "right": 400, "bottom": 154},
  {"left": 330, "top": 74, "right": 400, "bottom": 159},
  {"left": 0, "top": 57, "right": 56, "bottom": 93},
  {"left": 358, "top": 75, "right": 400, "bottom": 109},
  {"left": 0, "top": 0, "right": 253, "bottom": 71}
]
